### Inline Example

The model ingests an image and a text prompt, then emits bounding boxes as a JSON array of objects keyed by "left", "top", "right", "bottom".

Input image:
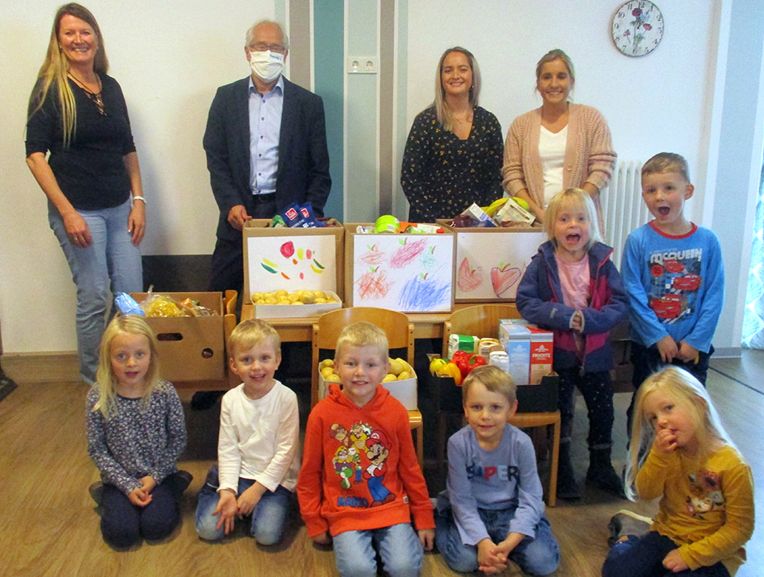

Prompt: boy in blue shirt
[
  {"left": 622, "top": 152, "right": 724, "bottom": 432},
  {"left": 435, "top": 365, "right": 559, "bottom": 575}
]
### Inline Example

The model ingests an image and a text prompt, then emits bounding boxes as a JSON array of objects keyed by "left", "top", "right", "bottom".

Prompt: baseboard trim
[
  {"left": 1, "top": 352, "right": 79, "bottom": 384},
  {"left": 713, "top": 347, "right": 742, "bottom": 359}
]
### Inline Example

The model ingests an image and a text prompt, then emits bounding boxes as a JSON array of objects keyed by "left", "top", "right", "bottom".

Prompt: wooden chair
[
  {"left": 311, "top": 307, "right": 423, "bottom": 468},
  {"left": 441, "top": 304, "right": 560, "bottom": 506}
]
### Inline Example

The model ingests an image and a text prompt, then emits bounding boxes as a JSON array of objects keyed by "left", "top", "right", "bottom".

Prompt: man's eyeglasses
[{"left": 249, "top": 43, "right": 286, "bottom": 54}]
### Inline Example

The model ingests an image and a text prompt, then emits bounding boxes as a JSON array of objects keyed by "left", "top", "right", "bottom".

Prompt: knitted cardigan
[{"left": 502, "top": 103, "right": 616, "bottom": 209}]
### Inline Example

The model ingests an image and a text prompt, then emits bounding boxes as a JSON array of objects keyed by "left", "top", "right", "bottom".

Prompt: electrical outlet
[{"left": 347, "top": 56, "right": 377, "bottom": 74}]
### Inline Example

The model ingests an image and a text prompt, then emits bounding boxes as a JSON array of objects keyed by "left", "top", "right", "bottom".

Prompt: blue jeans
[
  {"left": 602, "top": 532, "right": 730, "bottom": 577},
  {"left": 333, "top": 523, "right": 423, "bottom": 577},
  {"left": 48, "top": 198, "right": 142, "bottom": 383},
  {"left": 194, "top": 465, "right": 293, "bottom": 545},
  {"left": 100, "top": 477, "right": 180, "bottom": 548},
  {"left": 435, "top": 496, "right": 559, "bottom": 575}
]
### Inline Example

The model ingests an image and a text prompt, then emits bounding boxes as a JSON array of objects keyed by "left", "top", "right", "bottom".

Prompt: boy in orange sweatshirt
[{"left": 297, "top": 321, "right": 435, "bottom": 577}]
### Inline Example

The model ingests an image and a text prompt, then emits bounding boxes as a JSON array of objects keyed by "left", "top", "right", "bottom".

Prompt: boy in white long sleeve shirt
[{"left": 195, "top": 320, "right": 299, "bottom": 544}]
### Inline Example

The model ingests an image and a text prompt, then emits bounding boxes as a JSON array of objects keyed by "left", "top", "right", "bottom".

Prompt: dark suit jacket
[{"left": 203, "top": 76, "right": 331, "bottom": 241}]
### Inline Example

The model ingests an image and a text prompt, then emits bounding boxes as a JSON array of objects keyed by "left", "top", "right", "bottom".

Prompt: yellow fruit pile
[
  {"left": 318, "top": 357, "right": 415, "bottom": 384},
  {"left": 251, "top": 289, "right": 339, "bottom": 306}
]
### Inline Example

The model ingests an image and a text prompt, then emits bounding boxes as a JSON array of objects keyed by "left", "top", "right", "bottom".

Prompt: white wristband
[{"left": 132, "top": 195, "right": 147, "bottom": 205}]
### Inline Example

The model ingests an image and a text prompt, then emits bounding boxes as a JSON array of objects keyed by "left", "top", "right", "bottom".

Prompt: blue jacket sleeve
[{"left": 516, "top": 254, "right": 576, "bottom": 330}]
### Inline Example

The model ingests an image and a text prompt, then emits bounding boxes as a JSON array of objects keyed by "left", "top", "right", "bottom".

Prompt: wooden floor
[{"left": 1, "top": 351, "right": 762, "bottom": 577}]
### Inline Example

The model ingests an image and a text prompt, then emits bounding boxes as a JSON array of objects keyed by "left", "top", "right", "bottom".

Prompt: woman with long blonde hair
[{"left": 26, "top": 3, "right": 146, "bottom": 385}]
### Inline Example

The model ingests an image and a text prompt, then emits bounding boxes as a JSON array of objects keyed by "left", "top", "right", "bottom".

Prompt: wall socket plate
[{"left": 347, "top": 56, "right": 377, "bottom": 74}]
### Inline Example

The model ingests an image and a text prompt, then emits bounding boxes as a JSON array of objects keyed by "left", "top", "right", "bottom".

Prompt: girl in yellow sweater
[{"left": 602, "top": 367, "right": 753, "bottom": 577}]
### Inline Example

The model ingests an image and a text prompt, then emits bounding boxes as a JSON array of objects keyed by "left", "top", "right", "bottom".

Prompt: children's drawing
[
  {"left": 490, "top": 264, "right": 522, "bottom": 297},
  {"left": 457, "top": 257, "right": 483, "bottom": 292},
  {"left": 246, "top": 235, "right": 337, "bottom": 294},
  {"left": 390, "top": 238, "right": 427, "bottom": 268},
  {"left": 452, "top": 230, "right": 546, "bottom": 301},
  {"left": 352, "top": 234, "right": 454, "bottom": 312}
]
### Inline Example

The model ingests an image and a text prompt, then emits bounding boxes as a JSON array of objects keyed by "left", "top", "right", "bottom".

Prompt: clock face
[{"left": 612, "top": 0, "right": 664, "bottom": 57}]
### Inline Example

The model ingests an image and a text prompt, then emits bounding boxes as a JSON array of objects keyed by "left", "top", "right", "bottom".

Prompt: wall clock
[{"left": 611, "top": 1, "right": 664, "bottom": 57}]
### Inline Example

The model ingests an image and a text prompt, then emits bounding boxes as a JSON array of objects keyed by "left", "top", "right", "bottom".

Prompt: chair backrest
[
  {"left": 442, "top": 303, "right": 521, "bottom": 357},
  {"left": 311, "top": 307, "right": 414, "bottom": 406}
]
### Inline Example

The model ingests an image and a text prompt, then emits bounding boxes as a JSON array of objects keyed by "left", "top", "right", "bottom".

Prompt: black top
[
  {"left": 400, "top": 105, "right": 503, "bottom": 222},
  {"left": 26, "top": 74, "right": 136, "bottom": 210}
]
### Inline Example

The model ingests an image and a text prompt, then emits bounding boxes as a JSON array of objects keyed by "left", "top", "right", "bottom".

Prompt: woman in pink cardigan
[{"left": 502, "top": 49, "right": 616, "bottom": 227}]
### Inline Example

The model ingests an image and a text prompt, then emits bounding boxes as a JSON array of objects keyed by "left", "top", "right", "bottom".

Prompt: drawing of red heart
[
  {"left": 457, "top": 257, "right": 482, "bottom": 292},
  {"left": 490, "top": 265, "right": 521, "bottom": 297}
]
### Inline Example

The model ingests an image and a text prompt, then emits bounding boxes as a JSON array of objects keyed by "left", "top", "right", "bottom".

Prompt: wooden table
[{"left": 240, "top": 302, "right": 518, "bottom": 342}]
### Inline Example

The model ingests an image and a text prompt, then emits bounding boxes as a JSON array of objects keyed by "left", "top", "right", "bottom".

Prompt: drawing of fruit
[
  {"left": 280, "top": 241, "right": 295, "bottom": 258},
  {"left": 457, "top": 258, "right": 482, "bottom": 292},
  {"left": 490, "top": 264, "right": 521, "bottom": 297}
]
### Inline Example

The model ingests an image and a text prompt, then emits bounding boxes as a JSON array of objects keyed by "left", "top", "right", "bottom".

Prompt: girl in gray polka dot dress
[{"left": 86, "top": 315, "right": 191, "bottom": 548}]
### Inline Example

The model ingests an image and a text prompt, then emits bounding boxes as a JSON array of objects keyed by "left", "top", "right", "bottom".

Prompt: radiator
[{"left": 601, "top": 160, "right": 649, "bottom": 269}]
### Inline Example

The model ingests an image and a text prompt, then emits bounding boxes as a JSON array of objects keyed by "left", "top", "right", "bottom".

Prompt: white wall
[
  {"left": 401, "top": 0, "right": 716, "bottom": 223},
  {"left": 2, "top": 0, "right": 758, "bottom": 355},
  {"left": 0, "top": 0, "right": 277, "bottom": 353}
]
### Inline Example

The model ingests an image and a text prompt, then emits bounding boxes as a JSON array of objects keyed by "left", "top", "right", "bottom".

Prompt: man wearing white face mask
[{"left": 203, "top": 19, "right": 331, "bottom": 296}]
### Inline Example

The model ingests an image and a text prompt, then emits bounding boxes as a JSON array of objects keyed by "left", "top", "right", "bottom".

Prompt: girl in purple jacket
[{"left": 517, "top": 188, "right": 627, "bottom": 500}]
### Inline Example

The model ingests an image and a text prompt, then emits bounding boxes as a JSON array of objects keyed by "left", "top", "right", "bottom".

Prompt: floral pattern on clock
[{"left": 612, "top": 0, "right": 664, "bottom": 57}]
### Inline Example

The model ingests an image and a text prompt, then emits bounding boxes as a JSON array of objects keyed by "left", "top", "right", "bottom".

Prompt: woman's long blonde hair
[
  {"left": 28, "top": 3, "right": 109, "bottom": 147},
  {"left": 433, "top": 46, "right": 481, "bottom": 133},
  {"left": 625, "top": 366, "right": 736, "bottom": 500},
  {"left": 92, "top": 315, "right": 161, "bottom": 419}
]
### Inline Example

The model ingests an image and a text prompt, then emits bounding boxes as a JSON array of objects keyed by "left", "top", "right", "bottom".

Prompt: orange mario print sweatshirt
[{"left": 297, "top": 383, "right": 434, "bottom": 537}]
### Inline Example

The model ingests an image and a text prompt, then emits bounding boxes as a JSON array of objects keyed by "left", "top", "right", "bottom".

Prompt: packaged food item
[
  {"left": 528, "top": 326, "right": 554, "bottom": 384},
  {"left": 451, "top": 203, "right": 498, "bottom": 228},
  {"left": 448, "top": 333, "right": 479, "bottom": 358},
  {"left": 496, "top": 196, "right": 535, "bottom": 226},
  {"left": 489, "top": 350, "right": 509, "bottom": 373},
  {"left": 114, "top": 292, "right": 144, "bottom": 316},
  {"left": 374, "top": 214, "right": 400, "bottom": 233},
  {"left": 403, "top": 223, "right": 445, "bottom": 234},
  {"left": 478, "top": 338, "right": 502, "bottom": 361},
  {"left": 499, "top": 322, "right": 530, "bottom": 385},
  {"left": 279, "top": 202, "right": 324, "bottom": 228}
]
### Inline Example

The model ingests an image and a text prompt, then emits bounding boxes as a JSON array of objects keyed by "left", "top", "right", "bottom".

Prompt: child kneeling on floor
[
  {"left": 195, "top": 319, "right": 300, "bottom": 545},
  {"left": 436, "top": 365, "right": 560, "bottom": 575},
  {"left": 87, "top": 315, "right": 190, "bottom": 548}
]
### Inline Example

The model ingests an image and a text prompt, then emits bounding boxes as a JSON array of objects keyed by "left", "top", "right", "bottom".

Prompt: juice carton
[{"left": 528, "top": 326, "right": 554, "bottom": 384}]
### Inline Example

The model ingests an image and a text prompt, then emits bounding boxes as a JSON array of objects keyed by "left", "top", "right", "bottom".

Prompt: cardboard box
[
  {"left": 528, "top": 327, "right": 554, "bottom": 385},
  {"left": 319, "top": 371, "right": 418, "bottom": 410},
  {"left": 242, "top": 219, "right": 345, "bottom": 303},
  {"left": 499, "top": 322, "right": 531, "bottom": 385},
  {"left": 344, "top": 224, "right": 455, "bottom": 312},
  {"left": 437, "top": 221, "right": 545, "bottom": 302},
  {"left": 251, "top": 290, "right": 342, "bottom": 319},
  {"left": 131, "top": 292, "right": 225, "bottom": 381}
]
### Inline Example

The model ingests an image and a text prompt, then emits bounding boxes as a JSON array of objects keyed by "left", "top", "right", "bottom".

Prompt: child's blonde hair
[
  {"left": 334, "top": 321, "right": 389, "bottom": 362},
  {"left": 543, "top": 187, "right": 601, "bottom": 250},
  {"left": 93, "top": 315, "right": 161, "bottom": 418},
  {"left": 462, "top": 365, "right": 517, "bottom": 405},
  {"left": 641, "top": 152, "right": 691, "bottom": 182},
  {"left": 625, "top": 366, "right": 735, "bottom": 500},
  {"left": 228, "top": 319, "right": 281, "bottom": 358}
]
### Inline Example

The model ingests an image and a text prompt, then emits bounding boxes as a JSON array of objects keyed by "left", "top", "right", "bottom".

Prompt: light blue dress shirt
[{"left": 248, "top": 76, "right": 284, "bottom": 195}]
